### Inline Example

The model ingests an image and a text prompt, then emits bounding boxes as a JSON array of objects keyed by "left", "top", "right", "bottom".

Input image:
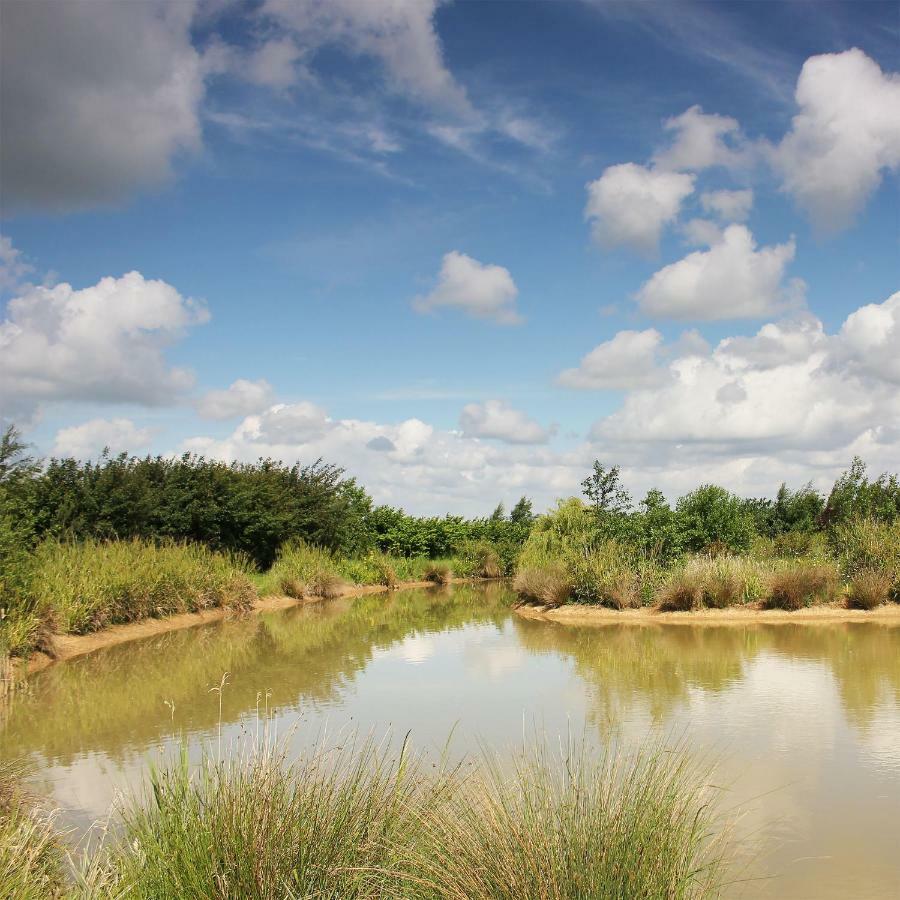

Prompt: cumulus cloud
[
  {"left": 585, "top": 163, "right": 695, "bottom": 255},
  {"left": 241, "top": 402, "right": 331, "bottom": 444},
  {"left": 262, "top": 0, "right": 472, "bottom": 115},
  {"left": 654, "top": 105, "right": 749, "bottom": 171},
  {"left": 0, "top": 271, "right": 208, "bottom": 419},
  {"left": 635, "top": 224, "right": 803, "bottom": 320},
  {"left": 0, "top": 0, "right": 206, "bottom": 212},
  {"left": 196, "top": 379, "right": 275, "bottom": 420},
  {"left": 413, "top": 251, "right": 522, "bottom": 325},
  {"left": 0, "top": 236, "right": 33, "bottom": 293},
  {"left": 836, "top": 291, "right": 900, "bottom": 384},
  {"left": 51, "top": 418, "right": 153, "bottom": 459},
  {"left": 458, "top": 400, "right": 552, "bottom": 444},
  {"left": 773, "top": 49, "right": 900, "bottom": 231},
  {"left": 557, "top": 329, "right": 665, "bottom": 390},
  {"left": 183, "top": 404, "right": 580, "bottom": 516},
  {"left": 700, "top": 189, "right": 754, "bottom": 222},
  {"left": 591, "top": 293, "right": 900, "bottom": 467}
]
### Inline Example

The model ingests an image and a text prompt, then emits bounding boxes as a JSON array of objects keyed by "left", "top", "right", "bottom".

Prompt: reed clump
[
  {"left": 846, "top": 569, "right": 892, "bottom": 610},
  {"left": 82, "top": 738, "right": 728, "bottom": 900},
  {"left": 29, "top": 539, "right": 256, "bottom": 635},
  {"left": 513, "top": 565, "right": 573, "bottom": 607},
  {"left": 764, "top": 561, "right": 840, "bottom": 610},
  {"left": 424, "top": 562, "right": 453, "bottom": 585}
]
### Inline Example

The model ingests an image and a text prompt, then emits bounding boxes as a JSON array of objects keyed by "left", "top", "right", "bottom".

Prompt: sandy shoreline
[
  {"left": 514, "top": 602, "right": 900, "bottom": 627},
  {"left": 13, "top": 581, "right": 900, "bottom": 680}
]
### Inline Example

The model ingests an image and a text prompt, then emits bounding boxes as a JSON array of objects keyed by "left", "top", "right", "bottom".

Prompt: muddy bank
[
  {"left": 15, "top": 578, "right": 467, "bottom": 678},
  {"left": 515, "top": 602, "right": 900, "bottom": 627}
]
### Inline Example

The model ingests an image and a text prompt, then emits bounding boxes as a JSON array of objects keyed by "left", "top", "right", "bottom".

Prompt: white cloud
[
  {"left": 700, "top": 189, "right": 754, "bottom": 222},
  {"left": 635, "top": 224, "right": 803, "bottom": 320},
  {"left": 238, "top": 402, "right": 331, "bottom": 445},
  {"left": 654, "top": 105, "right": 749, "bottom": 171},
  {"left": 262, "top": 0, "right": 471, "bottom": 115},
  {"left": 0, "top": 236, "right": 33, "bottom": 293},
  {"left": 557, "top": 329, "right": 665, "bottom": 390},
  {"left": 51, "top": 418, "right": 153, "bottom": 460},
  {"left": 242, "top": 36, "right": 306, "bottom": 89},
  {"left": 0, "top": 271, "right": 208, "bottom": 420},
  {"left": 585, "top": 163, "right": 695, "bottom": 255},
  {"left": 590, "top": 294, "right": 900, "bottom": 468},
  {"left": 773, "top": 48, "right": 900, "bottom": 231},
  {"left": 0, "top": 0, "right": 205, "bottom": 211},
  {"left": 196, "top": 379, "right": 275, "bottom": 420},
  {"left": 459, "top": 400, "right": 552, "bottom": 444},
  {"left": 836, "top": 291, "right": 900, "bottom": 384},
  {"left": 413, "top": 251, "right": 522, "bottom": 325},
  {"left": 680, "top": 218, "right": 724, "bottom": 247}
]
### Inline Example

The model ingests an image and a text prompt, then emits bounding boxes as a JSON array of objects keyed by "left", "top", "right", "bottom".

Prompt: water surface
[{"left": 3, "top": 583, "right": 899, "bottom": 898}]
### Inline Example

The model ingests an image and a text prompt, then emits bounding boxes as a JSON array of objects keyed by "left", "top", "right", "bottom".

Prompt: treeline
[
  {"left": 0, "top": 427, "right": 533, "bottom": 571},
  {"left": 578, "top": 459, "right": 900, "bottom": 565}
]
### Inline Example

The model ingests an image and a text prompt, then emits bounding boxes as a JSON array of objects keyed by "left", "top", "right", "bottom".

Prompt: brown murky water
[{"left": 2, "top": 582, "right": 899, "bottom": 898}]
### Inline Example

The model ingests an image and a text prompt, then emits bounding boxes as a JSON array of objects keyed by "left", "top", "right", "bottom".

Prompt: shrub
[
  {"left": 676, "top": 485, "right": 756, "bottom": 554},
  {"left": 846, "top": 569, "right": 891, "bottom": 610},
  {"left": 29, "top": 539, "right": 256, "bottom": 635},
  {"left": 765, "top": 562, "right": 840, "bottom": 610}
]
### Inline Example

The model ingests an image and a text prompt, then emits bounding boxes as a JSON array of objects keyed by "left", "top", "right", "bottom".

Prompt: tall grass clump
[
  {"left": 846, "top": 569, "right": 892, "bottom": 610},
  {"left": 832, "top": 519, "right": 900, "bottom": 601},
  {"left": 424, "top": 561, "right": 453, "bottom": 585},
  {"left": 0, "top": 760, "right": 66, "bottom": 900},
  {"left": 88, "top": 737, "right": 729, "bottom": 900},
  {"left": 460, "top": 541, "right": 503, "bottom": 579},
  {"left": 416, "top": 742, "right": 727, "bottom": 900},
  {"left": 30, "top": 539, "right": 256, "bottom": 635},
  {"left": 569, "top": 541, "right": 641, "bottom": 609},
  {"left": 656, "top": 570, "right": 703, "bottom": 612},
  {"left": 265, "top": 541, "right": 347, "bottom": 599},
  {"left": 765, "top": 560, "right": 841, "bottom": 610},
  {"left": 513, "top": 564, "right": 573, "bottom": 607},
  {"left": 91, "top": 739, "right": 444, "bottom": 900}
]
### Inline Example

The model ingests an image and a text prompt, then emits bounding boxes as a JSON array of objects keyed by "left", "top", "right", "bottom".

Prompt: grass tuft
[
  {"left": 656, "top": 571, "right": 703, "bottom": 612},
  {"left": 424, "top": 562, "right": 452, "bottom": 585},
  {"left": 846, "top": 569, "right": 892, "bottom": 610},
  {"left": 513, "top": 566, "right": 573, "bottom": 607},
  {"left": 83, "top": 737, "right": 728, "bottom": 900},
  {"left": 765, "top": 562, "right": 840, "bottom": 610}
]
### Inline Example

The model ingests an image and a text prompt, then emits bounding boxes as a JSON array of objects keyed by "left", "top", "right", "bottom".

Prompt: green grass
[
  {"left": 28, "top": 539, "right": 256, "bottom": 637},
  {"left": 77, "top": 736, "right": 728, "bottom": 900},
  {"left": 0, "top": 759, "right": 66, "bottom": 900}
]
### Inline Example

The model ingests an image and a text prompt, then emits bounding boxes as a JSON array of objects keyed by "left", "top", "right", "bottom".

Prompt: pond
[{"left": 2, "top": 582, "right": 899, "bottom": 898}]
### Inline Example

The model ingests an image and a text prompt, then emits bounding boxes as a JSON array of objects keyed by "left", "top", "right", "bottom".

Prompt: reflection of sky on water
[{"left": 4, "top": 585, "right": 900, "bottom": 898}]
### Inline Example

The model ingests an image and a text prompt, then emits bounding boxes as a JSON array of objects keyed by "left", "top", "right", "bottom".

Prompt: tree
[
  {"left": 581, "top": 462, "right": 631, "bottom": 517},
  {"left": 490, "top": 502, "right": 506, "bottom": 522},
  {"left": 509, "top": 496, "right": 534, "bottom": 525},
  {"left": 676, "top": 485, "right": 755, "bottom": 553}
]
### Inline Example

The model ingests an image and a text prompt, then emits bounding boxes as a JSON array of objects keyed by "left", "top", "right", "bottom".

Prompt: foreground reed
[
  {"left": 0, "top": 760, "right": 66, "bottom": 900},
  {"left": 70, "top": 735, "right": 727, "bottom": 899}
]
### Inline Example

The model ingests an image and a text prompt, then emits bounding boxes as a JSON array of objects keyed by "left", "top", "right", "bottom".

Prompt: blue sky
[{"left": 1, "top": 0, "right": 898, "bottom": 514}]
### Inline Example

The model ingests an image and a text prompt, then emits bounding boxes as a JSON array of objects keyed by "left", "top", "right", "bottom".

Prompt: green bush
[{"left": 676, "top": 485, "right": 756, "bottom": 554}]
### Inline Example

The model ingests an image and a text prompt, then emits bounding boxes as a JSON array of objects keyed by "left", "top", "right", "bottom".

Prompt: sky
[{"left": 1, "top": 0, "right": 898, "bottom": 515}]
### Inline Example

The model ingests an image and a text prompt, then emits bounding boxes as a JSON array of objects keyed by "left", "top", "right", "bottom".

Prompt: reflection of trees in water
[
  {"left": 761, "top": 623, "right": 900, "bottom": 730},
  {"left": 512, "top": 618, "right": 900, "bottom": 732},
  {"left": 512, "top": 619, "right": 759, "bottom": 725},
  {"left": 0, "top": 585, "right": 511, "bottom": 765}
]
